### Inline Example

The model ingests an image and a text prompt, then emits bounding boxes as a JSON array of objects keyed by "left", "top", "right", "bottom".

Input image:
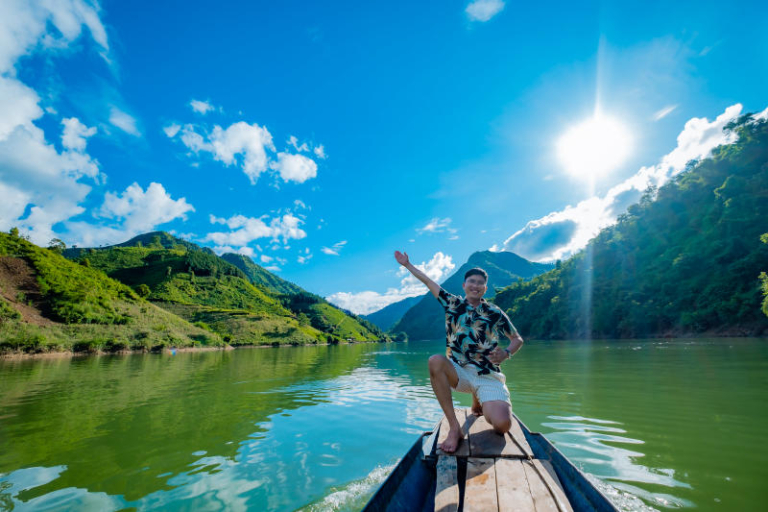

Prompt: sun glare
[{"left": 557, "top": 115, "right": 632, "bottom": 179}]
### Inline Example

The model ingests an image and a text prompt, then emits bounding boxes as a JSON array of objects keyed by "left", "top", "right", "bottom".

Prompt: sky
[{"left": 1, "top": 0, "right": 766, "bottom": 315}]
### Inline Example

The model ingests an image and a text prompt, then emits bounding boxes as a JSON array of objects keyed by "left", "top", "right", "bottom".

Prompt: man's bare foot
[
  {"left": 471, "top": 395, "right": 483, "bottom": 417},
  {"left": 439, "top": 426, "right": 462, "bottom": 453}
]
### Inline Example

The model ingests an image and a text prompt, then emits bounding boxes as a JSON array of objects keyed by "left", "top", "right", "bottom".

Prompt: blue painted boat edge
[
  {"left": 515, "top": 414, "right": 619, "bottom": 512},
  {"left": 362, "top": 433, "right": 435, "bottom": 512}
]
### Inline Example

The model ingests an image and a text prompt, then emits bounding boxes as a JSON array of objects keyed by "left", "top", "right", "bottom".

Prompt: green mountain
[
  {"left": 64, "top": 233, "right": 384, "bottom": 346},
  {"left": 221, "top": 253, "right": 304, "bottom": 295},
  {"left": 494, "top": 113, "right": 768, "bottom": 339},
  {"left": 390, "top": 250, "right": 553, "bottom": 340},
  {"left": 0, "top": 231, "right": 219, "bottom": 354},
  {"left": 363, "top": 295, "right": 423, "bottom": 331}
]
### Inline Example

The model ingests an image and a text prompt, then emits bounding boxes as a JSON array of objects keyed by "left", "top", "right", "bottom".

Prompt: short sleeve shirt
[{"left": 436, "top": 287, "right": 518, "bottom": 375}]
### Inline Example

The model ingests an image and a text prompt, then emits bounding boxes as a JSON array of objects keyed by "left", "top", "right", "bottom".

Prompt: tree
[
  {"left": 9, "top": 227, "right": 19, "bottom": 237},
  {"left": 761, "top": 233, "right": 768, "bottom": 318},
  {"left": 136, "top": 284, "right": 151, "bottom": 298},
  {"left": 48, "top": 238, "right": 66, "bottom": 254}
]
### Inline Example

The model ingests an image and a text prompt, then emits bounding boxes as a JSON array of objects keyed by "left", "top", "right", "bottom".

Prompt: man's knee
[
  {"left": 492, "top": 416, "right": 512, "bottom": 434},
  {"left": 428, "top": 354, "right": 448, "bottom": 375}
]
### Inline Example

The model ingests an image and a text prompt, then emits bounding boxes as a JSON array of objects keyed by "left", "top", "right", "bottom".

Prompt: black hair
[{"left": 464, "top": 267, "right": 488, "bottom": 283}]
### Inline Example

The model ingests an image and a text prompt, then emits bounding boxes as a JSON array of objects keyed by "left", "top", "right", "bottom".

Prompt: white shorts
[{"left": 450, "top": 359, "right": 511, "bottom": 405}]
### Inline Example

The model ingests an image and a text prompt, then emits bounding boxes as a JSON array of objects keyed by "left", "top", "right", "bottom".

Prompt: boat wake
[{"left": 298, "top": 463, "right": 397, "bottom": 512}]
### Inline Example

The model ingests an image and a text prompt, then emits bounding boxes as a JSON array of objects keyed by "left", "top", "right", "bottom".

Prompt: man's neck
[{"left": 466, "top": 297, "right": 482, "bottom": 307}]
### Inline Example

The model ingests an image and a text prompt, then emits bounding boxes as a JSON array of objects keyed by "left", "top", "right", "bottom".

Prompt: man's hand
[
  {"left": 488, "top": 346, "right": 509, "bottom": 365},
  {"left": 394, "top": 250, "right": 410, "bottom": 266}
]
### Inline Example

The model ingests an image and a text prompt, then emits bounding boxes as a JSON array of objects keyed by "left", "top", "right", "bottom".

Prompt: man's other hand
[
  {"left": 488, "top": 346, "right": 509, "bottom": 365},
  {"left": 394, "top": 250, "right": 410, "bottom": 266}
]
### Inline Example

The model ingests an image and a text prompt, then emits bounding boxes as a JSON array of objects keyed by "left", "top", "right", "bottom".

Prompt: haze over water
[{"left": 0, "top": 338, "right": 766, "bottom": 511}]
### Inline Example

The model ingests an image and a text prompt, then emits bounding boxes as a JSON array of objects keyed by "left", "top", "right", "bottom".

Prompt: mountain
[
  {"left": 221, "top": 253, "right": 304, "bottom": 295},
  {"left": 390, "top": 250, "right": 554, "bottom": 340},
  {"left": 63, "top": 232, "right": 385, "bottom": 346},
  {"left": 0, "top": 231, "right": 219, "bottom": 354},
  {"left": 363, "top": 295, "right": 423, "bottom": 331},
  {"left": 493, "top": 113, "right": 768, "bottom": 339}
]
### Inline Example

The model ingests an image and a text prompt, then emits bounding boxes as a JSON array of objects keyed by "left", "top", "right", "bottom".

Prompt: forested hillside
[
  {"left": 494, "top": 114, "right": 768, "bottom": 339},
  {"left": 65, "top": 233, "right": 385, "bottom": 346},
  {"left": 390, "top": 250, "right": 553, "bottom": 340},
  {"left": 0, "top": 231, "right": 219, "bottom": 354}
]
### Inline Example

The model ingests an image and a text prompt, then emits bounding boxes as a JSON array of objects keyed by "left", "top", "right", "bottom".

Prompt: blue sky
[{"left": 1, "top": 0, "right": 766, "bottom": 314}]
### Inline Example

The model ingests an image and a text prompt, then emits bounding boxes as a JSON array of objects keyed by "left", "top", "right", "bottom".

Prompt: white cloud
[
  {"left": 190, "top": 99, "right": 215, "bottom": 115},
  {"left": 61, "top": 117, "right": 96, "bottom": 151},
  {"left": 495, "top": 104, "right": 748, "bottom": 262},
  {"left": 314, "top": 144, "right": 327, "bottom": 159},
  {"left": 416, "top": 217, "right": 457, "bottom": 235},
  {"left": 287, "top": 135, "right": 309, "bottom": 152},
  {"left": 260, "top": 254, "right": 273, "bottom": 263},
  {"left": 109, "top": 106, "right": 141, "bottom": 136},
  {"left": 465, "top": 0, "right": 505, "bottom": 22},
  {"left": 205, "top": 213, "right": 307, "bottom": 247},
  {"left": 175, "top": 121, "right": 275, "bottom": 183},
  {"left": 270, "top": 152, "right": 318, "bottom": 183},
  {"left": 264, "top": 265, "right": 281, "bottom": 272},
  {"left": 327, "top": 252, "right": 455, "bottom": 315},
  {"left": 653, "top": 104, "right": 678, "bottom": 121},
  {"left": 0, "top": 0, "right": 109, "bottom": 74},
  {"left": 321, "top": 240, "right": 347, "bottom": 256},
  {"left": 97, "top": 182, "right": 194, "bottom": 232},
  {"left": 163, "top": 123, "right": 181, "bottom": 138}
]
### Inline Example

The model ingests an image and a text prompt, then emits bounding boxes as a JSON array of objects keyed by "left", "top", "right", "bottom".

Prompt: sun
[{"left": 556, "top": 114, "right": 632, "bottom": 179}]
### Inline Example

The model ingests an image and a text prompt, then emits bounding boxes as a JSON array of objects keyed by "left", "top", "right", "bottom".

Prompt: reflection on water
[{"left": 1, "top": 339, "right": 767, "bottom": 511}]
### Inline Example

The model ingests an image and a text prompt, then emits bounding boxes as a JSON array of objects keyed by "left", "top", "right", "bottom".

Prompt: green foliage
[
  {"left": 9, "top": 227, "right": 19, "bottom": 237},
  {"left": 47, "top": 238, "right": 66, "bottom": 254},
  {"left": 0, "top": 232, "right": 138, "bottom": 324},
  {"left": 0, "top": 297, "right": 22, "bottom": 321},
  {"left": 494, "top": 116, "right": 768, "bottom": 338},
  {"left": 761, "top": 233, "right": 768, "bottom": 318},
  {"left": 135, "top": 283, "right": 151, "bottom": 298}
]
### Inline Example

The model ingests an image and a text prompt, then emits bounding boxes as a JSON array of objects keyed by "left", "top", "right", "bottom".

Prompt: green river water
[{"left": 0, "top": 338, "right": 766, "bottom": 511}]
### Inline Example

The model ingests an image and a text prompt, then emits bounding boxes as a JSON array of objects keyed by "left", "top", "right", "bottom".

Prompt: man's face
[{"left": 462, "top": 275, "right": 487, "bottom": 301}]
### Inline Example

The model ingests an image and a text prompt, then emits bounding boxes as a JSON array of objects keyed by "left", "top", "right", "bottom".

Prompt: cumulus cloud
[
  {"left": 206, "top": 213, "right": 307, "bottom": 247},
  {"left": 326, "top": 252, "right": 456, "bottom": 315},
  {"left": 190, "top": 99, "right": 216, "bottom": 115},
  {"left": 494, "top": 104, "right": 748, "bottom": 262},
  {"left": 98, "top": 182, "right": 194, "bottom": 232},
  {"left": 321, "top": 240, "right": 347, "bottom": 256},
  {"left": 270, "top": 152, "right": 318, "bottom": 183},
  {"left": 67, "top": 182, "right": 194, "bottom": 247},
  {"left": 109, "top": 106, "right": 141, "bottom": 136},
  {"left": 313, "top": 144, "right": 327, "bottom": 159},
  {"left": 465, "top": 0, "right": 505, "bottom": 22},
  {"left": 168, "top": 117, "right": 323, "bottom": 185},
  {"left": 171, "top": 121, "right": 280, "bottom": 183},
  {"left": 61, "top": 117, "right": 96, "bottom": 151}
]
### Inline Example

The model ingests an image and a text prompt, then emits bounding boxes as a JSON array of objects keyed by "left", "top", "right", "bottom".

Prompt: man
[{"left": 394, "top": 250, "right": 524, "bottom": 453}]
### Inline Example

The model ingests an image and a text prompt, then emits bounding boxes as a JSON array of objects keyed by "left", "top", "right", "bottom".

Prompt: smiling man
[{"left": 394, "top": 250, "right": 524, "bottom": 453}]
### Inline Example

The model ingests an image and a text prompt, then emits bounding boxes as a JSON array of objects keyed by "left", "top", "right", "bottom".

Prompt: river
[{"left": 0, "top": 338, "right": 766, "bottom": 511}]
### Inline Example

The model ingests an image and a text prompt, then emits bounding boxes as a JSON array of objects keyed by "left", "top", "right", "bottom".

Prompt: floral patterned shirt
[{"left": 436, "top": 287, "right": 518, "bottom": 375}]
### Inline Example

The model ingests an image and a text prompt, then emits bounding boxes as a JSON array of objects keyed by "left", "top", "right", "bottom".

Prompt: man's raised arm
[{"left": 394, "top": 250, "right": 441, "bottom": 299}]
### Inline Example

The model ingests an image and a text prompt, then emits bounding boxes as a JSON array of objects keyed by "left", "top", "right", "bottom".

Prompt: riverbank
[{"left": 0, "top": 338, "right": 393, "bottom": 360}]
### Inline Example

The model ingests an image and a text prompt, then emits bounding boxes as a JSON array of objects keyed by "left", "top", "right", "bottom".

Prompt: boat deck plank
[
  {"left": 464, "top": 458, "right": 498, "bottom": 512},
  {"left": 436, "top": 408, "right": 471, "bottom": 457},
  {"left": 468, "top": 414, "right": 526, "bottom": 458},
  {"left": 495, "top": 458, "right": 536, "bottom": 512},
  {"left": 432, "top": 412, "right": 573, "bottom": 512},
  {"left": 434, "top": 456, "right": 460, "bottom": 512}
]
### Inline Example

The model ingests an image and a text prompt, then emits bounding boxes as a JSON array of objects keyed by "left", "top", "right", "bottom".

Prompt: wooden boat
[{"left": 363, "top": 409, "right": 618, "bottom": 512}]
